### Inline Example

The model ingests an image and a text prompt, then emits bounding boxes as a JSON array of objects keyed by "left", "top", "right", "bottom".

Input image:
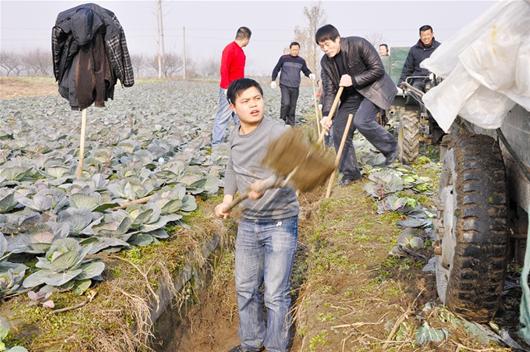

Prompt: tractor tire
[
  {"left": 397, "top": 111, "right": 420, "bottom": 164},
  {"left": 435, "top": 134, "right": 509, "bottom": 322}
]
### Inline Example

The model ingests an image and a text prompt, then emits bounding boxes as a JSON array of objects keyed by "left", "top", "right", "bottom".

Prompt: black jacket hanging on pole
[{"left": 52, "top": 3, "right": 134, "bottom": 110}]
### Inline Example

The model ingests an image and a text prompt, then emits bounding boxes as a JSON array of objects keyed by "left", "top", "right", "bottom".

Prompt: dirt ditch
[{"left": 170, "top": 161, "right": 523, "bottom": 352}]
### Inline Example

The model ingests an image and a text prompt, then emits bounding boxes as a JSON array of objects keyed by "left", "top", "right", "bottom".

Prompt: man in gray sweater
[{"left": 215, "top": 78, "right": 299, "bottom": 352}]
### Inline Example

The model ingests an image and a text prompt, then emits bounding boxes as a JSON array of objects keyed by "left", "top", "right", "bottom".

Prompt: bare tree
[
  {"left": 0, "top": 52, "right": 23, "bottom": 76},
  {"left": 21, "top": 49, "right": 52, "bottom": 76},
  {"left": 149, "top": 53, "right": 182, "bottom": 78},
  {"left": 294, "top": 2, "right": 326, "bottom": 77},
  {"left": 130, "top": 54, "right": 146, "bottom": 78},
  {"left": 202, "top": 58, "right": 219, "bottom": 78}
]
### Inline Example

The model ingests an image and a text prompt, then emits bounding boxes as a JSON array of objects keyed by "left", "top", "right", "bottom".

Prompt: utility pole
[
  {"left": 182, "top": 26, "right": 187, "bottom": 80},
  {"left": 156, "top": 0, "right": 166, "bottom": 78}
]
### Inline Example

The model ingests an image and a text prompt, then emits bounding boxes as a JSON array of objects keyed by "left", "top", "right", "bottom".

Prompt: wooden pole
[
  {"left": 317, "top": 86, "right": 344, "bottom": 145},
  {"left": 183, "top": 26, "right": 187, "bottom": 80},
  {"left": 156, "top": 0, "right": 165, "bottom": 78},
  {"left": 75, "top": 109, "right": 87, "bottom": 179},
  {"left": 311, "top": 80, "right": 321, "bottom": 136},
  {"left": 325, "top": 113, "right": 353, "bottom": 198}
]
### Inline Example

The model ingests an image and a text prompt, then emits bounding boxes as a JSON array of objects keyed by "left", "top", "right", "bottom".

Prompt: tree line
[{"left": 0, "top": 49, "right": 218, "bottom": 79}]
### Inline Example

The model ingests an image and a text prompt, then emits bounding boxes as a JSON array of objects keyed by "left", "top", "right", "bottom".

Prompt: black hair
[
  {"left": 315, "top": 24, "right": 340, "bottom": 44},
  {"left": 289, "top": 41, "right": 300, "bottom": 48},
  {"left": 235, "top": 26, "right": 252, "bottom": 40},
  {"left": 226, "top": 78, "right": 263, "bottom": 105},
  {"left": 419, "top": 25, "right": 433, "bottom": 33},
  {"left": 379, "top": 43, "right": 388, "bottom": 50}
]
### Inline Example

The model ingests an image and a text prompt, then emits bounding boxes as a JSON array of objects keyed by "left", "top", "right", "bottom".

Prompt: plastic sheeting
[
  {"left": 421, "top": 0, "right": 530, "bottom": 132},
  {"left": 520, "top": 207, "right": 530, "bottom": 345}
]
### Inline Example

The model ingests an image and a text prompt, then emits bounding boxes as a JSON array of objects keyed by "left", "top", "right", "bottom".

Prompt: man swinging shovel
[{"left": 317, "top": 24, "right": 398, "bottom": 186}]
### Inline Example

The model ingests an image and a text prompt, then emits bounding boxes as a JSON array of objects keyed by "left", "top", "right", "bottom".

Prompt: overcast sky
[{"left": 1, "top": 0, "right": 495, "bottom": 74}]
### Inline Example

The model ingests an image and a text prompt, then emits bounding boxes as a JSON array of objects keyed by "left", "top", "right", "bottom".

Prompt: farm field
[{"left": 0, "top": 78, "right": 524, "bottom": 351}]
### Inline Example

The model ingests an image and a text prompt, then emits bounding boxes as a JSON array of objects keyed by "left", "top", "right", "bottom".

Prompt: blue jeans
[
  {"left": 235, "top": 216, "right": 298, "bottom": 352},
  {"left": 212, "top": 88, "right": 239, "bottom": 145}
]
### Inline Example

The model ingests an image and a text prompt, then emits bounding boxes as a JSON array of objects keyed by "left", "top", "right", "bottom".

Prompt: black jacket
[
  {"left": 320, "top": 36, "right": 397, "bottom": 115},
  {"left": 52, "top": 3, "right": 134, "bottom": 109},
  {"left": 399, "top": 39, "right": 441, "bottom": 84}
]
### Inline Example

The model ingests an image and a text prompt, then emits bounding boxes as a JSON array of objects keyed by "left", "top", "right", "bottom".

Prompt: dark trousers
[
  {"left": 332, "top": 96, "right": 397, "bottom": 179},
  {"left": 280, "top": 85, "right": 299, "bottom": 126}
]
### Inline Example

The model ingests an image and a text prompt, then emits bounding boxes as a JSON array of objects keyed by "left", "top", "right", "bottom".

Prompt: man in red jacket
[{"left": 212, "top": 26, "right": 252, "bottom": 145}]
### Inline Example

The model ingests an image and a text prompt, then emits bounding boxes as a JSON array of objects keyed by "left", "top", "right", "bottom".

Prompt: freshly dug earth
[{"left": 175, "top": 167, "right": 513, "bottom": 351}]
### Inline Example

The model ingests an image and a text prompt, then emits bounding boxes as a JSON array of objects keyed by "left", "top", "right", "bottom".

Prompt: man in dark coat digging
[{"left": 317, "top": 24, "right": 398, "bottom": 186}]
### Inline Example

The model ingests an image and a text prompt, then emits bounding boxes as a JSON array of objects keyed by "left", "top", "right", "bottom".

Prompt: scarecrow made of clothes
[{"left": 51, "top": 3, "right": 134, "bottom": 177}]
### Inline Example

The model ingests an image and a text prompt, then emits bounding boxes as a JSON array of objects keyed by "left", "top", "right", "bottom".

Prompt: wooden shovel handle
[
  {"left": 225, "top": 175, "right": 282, "bottom": 212},
  {"left": 225, "top": 192, "right": 249, "bottom": 212},
  {"left": 311, "top": 80, "right": 321, "bottom": 136},
  {"left": 325, "top": 113, "right": 354, "bottom": 198},
  {"left": 317, "top": 86, "right": 344, "bottom": 145},
  {"left": 75, "top": 109, "right": 87, "bottom": 179}
]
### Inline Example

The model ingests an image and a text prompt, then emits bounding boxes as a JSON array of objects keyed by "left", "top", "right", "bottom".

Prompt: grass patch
[{"left": 2, "top": 197, "right": 230, "bottom": 351}]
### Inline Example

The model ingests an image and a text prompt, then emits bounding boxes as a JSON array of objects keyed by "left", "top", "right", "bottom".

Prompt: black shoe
[
  {"left": 228, "top": 346, "right": 264, "bottom": 352},
  {"left": 339, "top": 178, "right": 354, "bottom": 187},
  {"left": 384, "top": 149, "right": 398, "bottom": 166},
  {"left": 339, "top": 173, "right": 362, "bottom": 186}
]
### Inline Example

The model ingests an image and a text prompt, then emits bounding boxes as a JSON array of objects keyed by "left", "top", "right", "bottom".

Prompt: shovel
[
  {"left": 317, "top": 86, "right": 344, "bottom": 145},
  {"left": 225, "top": 128, "right": 335, "bottom": 212},
  {"left": 311, "top": 79, "right": 321, "bottom": 136},
  {"left": 325, "top": 113, "right": 354, "bottom": 198},
  {"left": 225, "top": 87, "right": 345, "bottom": 212}
]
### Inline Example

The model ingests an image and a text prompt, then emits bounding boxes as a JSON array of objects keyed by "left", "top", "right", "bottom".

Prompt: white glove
[
  {"left": 270, "top": 81, "right": 277, "bottom": 89},
  {"left": 339, "top": 74, "right": 353, "bottom": 87},
  {"left": 309, "top": 73, "right": 316, "bottom": 81}
]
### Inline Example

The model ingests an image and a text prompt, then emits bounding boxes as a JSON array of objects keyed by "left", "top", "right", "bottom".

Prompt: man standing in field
[
  {"left": 215, "top": 78, "right": 299, "bottom": 352},
  {"left": 212, "top": 26, "right": 252, "bottom": 145},
  {"left": 271, "top": 42, "right": 315, "bottom": 126}
]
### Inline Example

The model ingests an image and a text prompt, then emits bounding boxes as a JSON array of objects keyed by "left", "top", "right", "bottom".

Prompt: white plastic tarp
[{"left": 421, "top": 0, "right": 530, "bottom": 132}]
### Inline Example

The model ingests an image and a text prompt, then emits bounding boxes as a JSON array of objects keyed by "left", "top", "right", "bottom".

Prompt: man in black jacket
[
  {"left": 398, "top": 25, "right": 441, "bottom": 91},
  {"left": 317, "top": 24, "right": 397, "bottom": 185},
  {"left": 271, "top": 42, "right": 315, "bottom": 126}
]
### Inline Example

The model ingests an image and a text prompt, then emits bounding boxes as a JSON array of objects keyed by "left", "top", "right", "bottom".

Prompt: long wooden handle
[
  {"left": 225, "top": 193, "right": 249, "bottom": 212},
  {"left": 311, "top": 80, "right": 321, "bottom": 136},
  {"left": 75, "top": 109, "right": 87, "bottom": 179},
  {"left": 224, "top": 175, "right": 282, "bottom": 212},
  {"left": 325, "top": 113, "right": 354, "bottom": 198},
  {"left": 317, "top": 86, "right": 344, "bottom": 145}
]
